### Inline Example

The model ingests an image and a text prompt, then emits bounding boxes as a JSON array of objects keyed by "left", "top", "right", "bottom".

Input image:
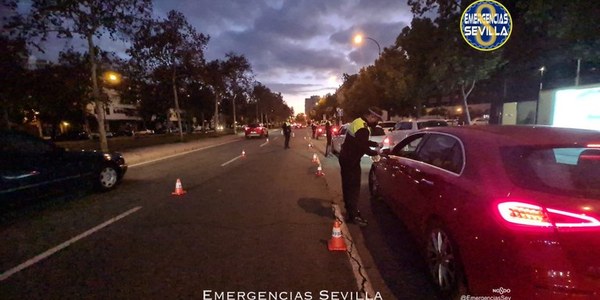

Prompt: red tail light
[
  {"left": 383, "top": 137, "right": 390, "bottom": 146},
  {"left": 318, "top": 128, "right": 323, "bottom": 132},
  {"left": 333, "top": 128, "right": 338, "bottom": 133},
  {"left": 498, "top": 201, "right": 600, "bottom": 229}
]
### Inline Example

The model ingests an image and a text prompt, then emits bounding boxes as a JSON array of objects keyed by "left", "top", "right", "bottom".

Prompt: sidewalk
[{"left": 121, "top": 133, "right": 243, "bottom": 166}]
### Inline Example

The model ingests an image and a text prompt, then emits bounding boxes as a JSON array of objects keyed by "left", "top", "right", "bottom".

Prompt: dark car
[
  {"left": 368, "top": 125, "right": 600, "bottom": 299},
  {"left": 0, "top": 130, "right": 128, "bottom": 203}
]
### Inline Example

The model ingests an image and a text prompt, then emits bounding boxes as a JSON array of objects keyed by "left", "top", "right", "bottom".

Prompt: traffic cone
[
  {"left": 315, "top": 164, "right": 324, "bottom": 177},
  {"left": 328, "top": 220, "right": 347, "bottom": 251},
  {"left": 171, "top": 178, "right": 186, "bottom": 196},
  {"left": 312, "top": 153, "right": 318, "bottom": 163},
  {"left": 241, "top": 150, "right": 246, "bottom": 158},
  {"left": 308, "top": 143, "right": 313, "bottom": 148},
  {"left": 292, "top": 132, "right": 295, "bottom": 138}
]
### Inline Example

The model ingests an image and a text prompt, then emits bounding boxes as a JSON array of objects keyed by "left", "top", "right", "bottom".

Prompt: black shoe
[{"left": 345, "top": 215, "right": 368, "bottom": 227}]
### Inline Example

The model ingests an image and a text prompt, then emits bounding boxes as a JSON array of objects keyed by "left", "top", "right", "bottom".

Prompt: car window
[
  {"left": 371, "top": 126, "right": 385, "bottom": 136},
  {"left": 502, "top": 146, "right": 600, "bottom": 198},
  {"left": 391, "top": 134, "right": 425, "bottom": 158},
  {"left": 415, "top": 134, "right": 463, "bottom": 173},
  {"left": 395, "top": 122, "right": 413, "bottom": 130},
  {"left": 0, "top": 132, "right": 55, "bottom": 154},
  {"left": 417, "top": 120, "right": 448, "bottom": 129}
]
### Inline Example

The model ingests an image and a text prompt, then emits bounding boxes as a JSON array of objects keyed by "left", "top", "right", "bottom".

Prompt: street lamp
[
  {"left": 534, "top": 66, "right": 545, "bottom": 124},
  {"left": 353, "top": 34, "right": 381, "bottom": 55}
]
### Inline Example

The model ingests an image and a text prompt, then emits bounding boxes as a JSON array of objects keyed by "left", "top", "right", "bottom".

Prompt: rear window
[
  {"left": 248, "top": 124, "right": 259, "bottom": 128},
  {"left": 502, "top": 147, "right": 600, "bottom": 199},
  {"left": 417, "top": 120, "right": 448, "bottom": 129}
]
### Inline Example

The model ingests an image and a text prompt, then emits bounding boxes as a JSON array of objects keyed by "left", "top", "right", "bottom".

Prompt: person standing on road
[
  {"left": 338, "top": 106, "right": 383, "bottom": 227},
  {"left": 325, "top": 120, "right": 333, "bottom": 157},
  {"left": 282, "top": 121, "right": 292, "bottom": 149},
  {"left": 311, "top": 122, "right": 317, "bottom": 139}
]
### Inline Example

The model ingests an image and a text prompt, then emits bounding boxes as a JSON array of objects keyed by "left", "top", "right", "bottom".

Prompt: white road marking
[
  {"left": 130, "top": 139, "right": 240, "bottom": 167},
  {"left": 332, "top": 204, "right": 375, "bottom": 295},
  {"left": 221, "top": 155, "right": 242, "bottom": 167},
  {"left": 0, "top": 206, "right": 142, "bottom": 282},
  {"left": 260, "top": 140, "right": 269, "bottom": 147}
]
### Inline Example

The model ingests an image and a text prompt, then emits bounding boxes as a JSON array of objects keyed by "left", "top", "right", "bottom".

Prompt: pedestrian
[
  {"left": 338, "top": 106, "right": 383, "bottom": 227},
  {"left": 311, "top": 122, "right": 317, "bottom": 139},
  {"left": 282, "top": 120, "right": 292, "bottom": 149},
  {"left": 325, "top": 120, "right": 333, "bottom": 157}
]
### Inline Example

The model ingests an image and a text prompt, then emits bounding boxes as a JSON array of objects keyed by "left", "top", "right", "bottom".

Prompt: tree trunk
[
  {"left": 172, "top": 68, "right": 184, "bottom": 142},
  {"left": 214, "top": 93, "right": 220, "bottom": 131},
  {"left": 232, "top": 94, "right": 237, "bottom": 134},
  {"left": 460, "top": 80, "right": 477, "bottom": 125},
  {"left": 87, "top": 33, "right": 109, "bottom": 152}
]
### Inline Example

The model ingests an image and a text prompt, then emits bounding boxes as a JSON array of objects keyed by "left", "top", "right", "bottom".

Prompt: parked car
[
  {"left": 381, "top": 118, "right": 448, "bottom": 150},
  {"left": 378, "top": 121, "right": 397, "bottom": 132},
  {"left": 0, "top": 130, "right": 128, "bottom": 203},
  {"left": 470, "top": 117, "right": 489, "bottom": 125},
  {"left": 244, "top": 123, "right": 268, "bottom": 138},
  {"left": 368, "top": 125, "right": 600, "bottom": 298},
  {"left": 53, "top": 130, "right": 90, "bottom": 141},
  {"left": 331, "top": 124, "right": 385, "bottom": 155}
]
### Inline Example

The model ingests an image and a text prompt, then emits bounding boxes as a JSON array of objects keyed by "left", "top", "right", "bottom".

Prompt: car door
[
  {"left": 0, "top": 131, "right": 82, "bottom": 202},
  {"left": 404, "top": 133, "right": 465, "bottom": 229},
  {"left": 383, "top": 133, "right": 427, "bottom": 221}
]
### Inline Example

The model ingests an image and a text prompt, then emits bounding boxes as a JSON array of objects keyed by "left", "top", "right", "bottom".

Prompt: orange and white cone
[
  {"left": 312, "top": 153, "right": 318, "bottom": 163},
  {"left": 171, "top": 178, "right": 186, "bottom": 196},
  {"left": 315, "top": 164, "right": 324, "bottom": 177},
  {"left": 328, "top": 220, "right": 347, "bottom": 251}
]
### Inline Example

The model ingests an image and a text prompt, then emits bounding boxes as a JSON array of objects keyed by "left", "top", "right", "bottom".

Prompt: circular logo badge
[{"left": 460, "top": 0, "right": 512, "bottom": 51}]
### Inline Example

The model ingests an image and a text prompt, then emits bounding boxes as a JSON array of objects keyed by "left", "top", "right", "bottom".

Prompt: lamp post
[
  {"left": 535, "top": 66, "right": 545, "bottom": 124},
  {"left": 353, "top": 34, "right": 381, "bottom": 55}
]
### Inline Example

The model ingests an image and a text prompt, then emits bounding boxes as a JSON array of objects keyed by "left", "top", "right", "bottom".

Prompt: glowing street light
[
  {"left": 353, "top": 34, "right": 381, "bottom": 55},
  {"left": 103, "top": 71, "right": 122, "bottom": 85}
]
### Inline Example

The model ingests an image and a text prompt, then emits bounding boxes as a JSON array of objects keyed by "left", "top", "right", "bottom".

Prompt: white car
[
  {"left": 381, "top": 119, "right": 448, "bottom": 150},
  {"left": 471, "top": 117, "right": 489, "bottom": 125},
  {"left": 331, "top": 124, "right": 386, "bottom": 155}
]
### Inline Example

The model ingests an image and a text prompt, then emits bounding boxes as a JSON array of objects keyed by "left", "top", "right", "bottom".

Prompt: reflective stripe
[{"left": 347, "top": 118, "right": 370, "bottom": 137}]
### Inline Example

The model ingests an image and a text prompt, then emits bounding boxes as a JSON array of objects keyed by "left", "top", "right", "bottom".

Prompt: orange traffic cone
[
  {"left": 328, "top": 220, "right": 347, "bottom": 251},
  {"left": 312, "top": 153, "right": 318, "bottom": 163},
  {"left": 315, "top": 164, "right": 324, "bottom": 177},
  {"left": 171, "top": 178, "right": 186, "bottom": 196},
  {"left": 241, "top": 150, "right": 246, "bottom": 158},
  {"left": 308, "top": 143, "right": 313, "bottom": 148}
]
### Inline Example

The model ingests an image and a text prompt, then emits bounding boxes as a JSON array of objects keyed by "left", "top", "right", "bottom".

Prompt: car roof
[{"left": 422, "top": 125, "right": 600, "bottom": 147}]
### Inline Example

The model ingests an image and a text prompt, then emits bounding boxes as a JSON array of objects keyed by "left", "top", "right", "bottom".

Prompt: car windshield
[
  {"left": 247, "top": 124, "right": 260, "bottom": 128},
  {"left": 502, "top": 146, "right": 600, "bottom": 199},
  {"left": 395, "top": 122, "right": 414, "bottom": 130}
]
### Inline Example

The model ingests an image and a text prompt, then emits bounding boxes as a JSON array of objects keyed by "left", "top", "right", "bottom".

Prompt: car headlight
[{"left": 103, "top": 153, "right": 112, "bottom": 161}]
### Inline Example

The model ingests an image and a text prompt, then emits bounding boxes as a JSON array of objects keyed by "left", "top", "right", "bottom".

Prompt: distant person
[
  {"left": 311, "top": 122, "right": 317, "bottom": 139},
  {"left": 282, "top": 121, "right": 292, "bottom": 149},
  {"left": 325, "top": 120, "right": 333, "bottom": 157},
  {"left": 339, "top": 106, "right": 383, "bottom": 227}
]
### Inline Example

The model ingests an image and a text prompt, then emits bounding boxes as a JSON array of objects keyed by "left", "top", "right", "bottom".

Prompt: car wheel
[
  {"left": 97, "top": 164, "right": 119, "bottom": 191},
  {"left": 368, "top": 167, "right": 381, "bottom": 200},
  {"left": 425, "top": 222, "right": 468, "bottom": 298}
]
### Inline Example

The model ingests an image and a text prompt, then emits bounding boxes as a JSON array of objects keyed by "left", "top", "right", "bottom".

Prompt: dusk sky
[{"left": 24, "top": 0, "right": 413, "bottom": 115}]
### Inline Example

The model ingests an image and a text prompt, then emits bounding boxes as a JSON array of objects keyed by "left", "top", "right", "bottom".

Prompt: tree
[
  {"left": 406, "top": 1, "right": 507, "bottom": 124},
  {"left": 128, "top": 10, "right": 209, "bottom": 141},
  {"left": 7, "top": 0, "right": 153, "bottom": 151},
  {"left": 0, "top": 35, "right": 28, "bottom": 129}
]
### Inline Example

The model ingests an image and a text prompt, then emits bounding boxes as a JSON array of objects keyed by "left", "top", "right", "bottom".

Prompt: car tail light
[
  {"left": 497, "top": 201, "right": 600, "bottom": 229},
  {"left": 333, "top": 128, "right": 338, "bottom": 133},
  {"left": 587, "top": 143, "right": 600, "bottom": 148},
  {"left": 383, "top": 137, "right": 390, "bottom": 146},
  {"left": 318, "top": 128, "right": 323, "bottom": 132}
]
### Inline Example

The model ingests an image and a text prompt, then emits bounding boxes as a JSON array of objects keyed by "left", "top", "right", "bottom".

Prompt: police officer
[
  {"left": 282, "top": 120, "right": 292, "bottom": 149},
  {"left": 338, "top": 106, "right": 383, "bottom": 226},
  {"left": 325, "top": 120, "right": 333, "bottom": 157}
]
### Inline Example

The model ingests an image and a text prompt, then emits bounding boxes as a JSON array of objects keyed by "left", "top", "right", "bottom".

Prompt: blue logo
[{"left": 460, "top": 0, "right": 512, "bottom": 51}]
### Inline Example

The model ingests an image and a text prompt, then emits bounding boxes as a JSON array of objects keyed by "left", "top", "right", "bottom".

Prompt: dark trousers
[
  {"left": 284, "top": 134, "right": 290, "bottom": 148},
  {"left": 325, "top": 137, "right": 332, "bottom": 156},
  {"left": 339, "top": 157, "right": 361, "bottom": 218}
]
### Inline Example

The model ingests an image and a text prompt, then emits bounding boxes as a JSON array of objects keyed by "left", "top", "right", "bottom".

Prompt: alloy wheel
[
  {"left": 99, "top": 166, "right": 118, "bottom": 190},
  {"left": 426, "top": 227, "right": 458, "bottom": 293}
]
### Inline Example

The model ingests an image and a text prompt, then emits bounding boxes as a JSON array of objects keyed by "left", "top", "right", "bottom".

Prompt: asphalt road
[{"left": 0, "top": 129, "right": 440, "bottom": 300}]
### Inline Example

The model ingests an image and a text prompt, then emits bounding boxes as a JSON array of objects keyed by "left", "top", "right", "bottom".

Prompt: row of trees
[
  {"left": 0, "top": 0, "right": 292, "bottom": 151},
  {"left": 315, "top": 0, "right": 600, "bottom": 124}
]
